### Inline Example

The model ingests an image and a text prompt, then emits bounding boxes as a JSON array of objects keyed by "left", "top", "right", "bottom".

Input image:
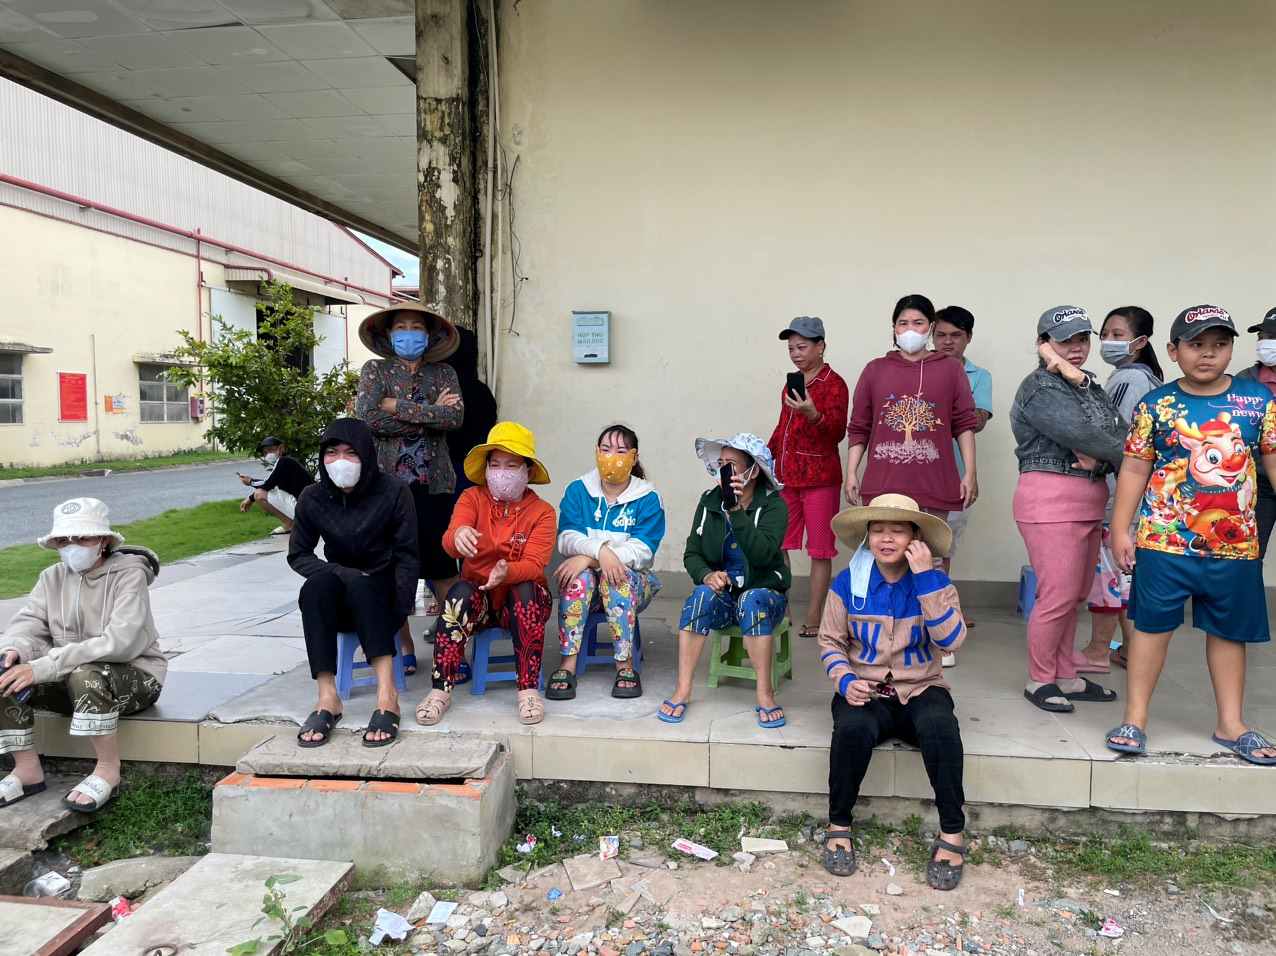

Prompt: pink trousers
[{"left": 1016, "top": 519, "right": 1103, "bottom": 684}]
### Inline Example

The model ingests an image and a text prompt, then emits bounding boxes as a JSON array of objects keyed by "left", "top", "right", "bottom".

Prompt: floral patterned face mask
[{"left": 596, "top": 449, "right": 637, "bottom": 485}]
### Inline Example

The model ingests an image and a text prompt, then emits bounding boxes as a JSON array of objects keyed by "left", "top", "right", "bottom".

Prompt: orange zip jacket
[{"left": 443, "top": 486, "right": 556, "bottom": 602}]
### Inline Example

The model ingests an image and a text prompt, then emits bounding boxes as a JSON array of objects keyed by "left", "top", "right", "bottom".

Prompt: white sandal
[
  {"left": 63, "top": 774, "right": 116, "bottom": 813},
  {"left": 517, "top": 689, "right": 544, "bottom": 725},
  {"left": 416, "top": 689, "right": 451, "bottom": 726},
  {"left": 0, "top": 772, "right": 46, "bottom": 808}
]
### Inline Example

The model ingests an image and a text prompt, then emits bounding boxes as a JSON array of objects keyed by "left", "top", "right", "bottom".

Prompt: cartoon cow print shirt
[{"left": 1125, "top": 378, "right": 1276, "bottom": 559}]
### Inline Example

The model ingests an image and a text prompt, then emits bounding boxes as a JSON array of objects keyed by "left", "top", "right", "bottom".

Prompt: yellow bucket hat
[{"left": 463, "top": 421, "right": 551, "bottom": 486}]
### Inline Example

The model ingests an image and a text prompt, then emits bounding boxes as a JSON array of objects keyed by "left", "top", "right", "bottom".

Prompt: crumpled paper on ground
[{"left": 370, "top": 908, "right": 412, "bottom": 945}]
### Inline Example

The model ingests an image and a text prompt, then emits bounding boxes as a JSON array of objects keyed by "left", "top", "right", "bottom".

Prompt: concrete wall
[{"left": 493, "top": 0, "right": 1276, "bottom": 583}]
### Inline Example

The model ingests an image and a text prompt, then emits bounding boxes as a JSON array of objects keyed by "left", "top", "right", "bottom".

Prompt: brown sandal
[
  {"left": 415, "top": 689, "right": 451, "bottom": 726},
  {"left": 517, "top": 689, "right": 544, "bottom": 725}
]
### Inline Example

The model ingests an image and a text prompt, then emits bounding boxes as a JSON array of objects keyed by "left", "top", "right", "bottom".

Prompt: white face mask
[
  {"left": 1257, "top": 341, "right": 1276, "bottom": 367},
  {"left": 325, "top": 458, "right": 361, "bottom": 489},
  {"left": 895, "top": 329, "right": 930, "bottom": 354},
  {"left": 263, "top": 452, "right": 280, "bottom": 466},
  {"left": 59, "top": 543, "right": 101, "bottom": 573}
]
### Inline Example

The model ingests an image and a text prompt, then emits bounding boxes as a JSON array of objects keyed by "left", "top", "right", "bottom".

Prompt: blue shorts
[
  {"left": 1128, "top": 548, "right": 1269, "bottom": 644},
  {"left": 678, "top": 585, "right": 787, "bottom": 637}
]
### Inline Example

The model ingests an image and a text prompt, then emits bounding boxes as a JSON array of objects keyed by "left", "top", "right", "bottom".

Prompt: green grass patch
[
  {"left": 1047, "top": 828, "right": 1276, "bottom": 888},
  {"left": 0, "top": 498, "right": 279, "bottom": 597},
  {"left": 56, "top": 769, "right": 212, "bottom": 867},
  {"left": 0, "top": 449, "right": 239, "bottom": 481}
]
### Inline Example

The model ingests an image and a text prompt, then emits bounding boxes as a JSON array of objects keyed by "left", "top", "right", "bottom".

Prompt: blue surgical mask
[{"left": 390, "top": 329, "right": 428, "bottom": 359}]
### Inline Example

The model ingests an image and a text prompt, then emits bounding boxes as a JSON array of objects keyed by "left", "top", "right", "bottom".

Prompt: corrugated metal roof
[{"left": 0, "top": 76, "right": 395, "bottom": 297}]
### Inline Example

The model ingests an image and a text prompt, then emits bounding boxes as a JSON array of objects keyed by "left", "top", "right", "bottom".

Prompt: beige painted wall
[
  {"left": 0, "top": 205, "right": 211, "bottom": 465},
  {"left": 493, "top": 0, "right": 1276, "bottom": 584}
]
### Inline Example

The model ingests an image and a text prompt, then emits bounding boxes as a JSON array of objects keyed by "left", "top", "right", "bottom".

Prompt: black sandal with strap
[
  {"left": 362, "top": 709, "right": 400, "bottom": 749},
  {"left": 612, "top": 668, "right": 642, "bottom": 699},
  {"left": 821, "top": 828, "right": 857, "bottom": 877},
  {"left": 546, "top": 669, "right": 577, "bottom": 701},
  {"left": 927, "top": 837, "right": 967, "bottom": 891},
  {"left": 1024, "top": 683, "right": 1074, "bottom": 713},
  {"left": 297, "top": 709, "right": 342, "bottom": 748}
]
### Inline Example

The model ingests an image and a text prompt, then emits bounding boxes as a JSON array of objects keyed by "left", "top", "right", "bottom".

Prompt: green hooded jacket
[{"left": 683, "top": 485, "right": 791, "bottom": 593}]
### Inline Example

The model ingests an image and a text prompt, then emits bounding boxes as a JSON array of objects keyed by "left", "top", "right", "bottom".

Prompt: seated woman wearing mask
[
  {"left": 658, "top": 434, "right": 790, "bottom": 728},
  {"left": 0, "top": 498, "right": 166, "bottom": 812},
  {"left": 289, "top": 418, "right": 419, "bottom": 749}
]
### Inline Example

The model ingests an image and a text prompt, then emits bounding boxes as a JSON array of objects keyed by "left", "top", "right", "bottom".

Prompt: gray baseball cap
[
  {"left": 1170, "top": 304, "right": 1236, "bottom": 342},
  {"left": 1037, "top": 306, "right": 1094, "bottom": 342},
  {"left": 779, "top": 316, "right": 825, "bottom": 341},
  {"left": 1246, "top": 307, "right": 1276, "bottom": 335}
]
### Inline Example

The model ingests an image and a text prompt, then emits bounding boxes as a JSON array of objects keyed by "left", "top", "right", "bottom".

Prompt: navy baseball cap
[
  {"left": 1246, "top": 307, "right": 1276, "bottom": 335},
  {"left": 1170, "top": 305, "right": 1236, "bottom": 342}
]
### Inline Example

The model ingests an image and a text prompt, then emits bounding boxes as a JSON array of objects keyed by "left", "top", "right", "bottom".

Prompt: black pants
[
  {"left": 299, "top": 567, "right": 403, "bottom": 679},
  {"left": 828, "top": 686, "right": 965, "bottom": 834},
  {"left": 1258, "top": 483, "right": 1276, "bottom": 559},
  {"left": 410, "top": 482, "right": 461, "bottom": 582}
]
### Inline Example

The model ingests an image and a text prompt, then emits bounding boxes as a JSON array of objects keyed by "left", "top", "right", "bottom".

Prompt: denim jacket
[{"left": 1009, "top": 368, "right": 1127, "bottom": 480}]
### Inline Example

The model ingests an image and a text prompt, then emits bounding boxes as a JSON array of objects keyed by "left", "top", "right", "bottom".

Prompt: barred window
[
  {"left": 138, "top": 364, "right": 190, "bottom": 423},
  {"left": 0, "top": 354, "right": 22, "bottom": 424}
]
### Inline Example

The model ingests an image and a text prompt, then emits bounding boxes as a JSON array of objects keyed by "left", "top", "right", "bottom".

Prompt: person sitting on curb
[
  {"left": 550, "top": 424, "right": 666, "bottom": 701},
  {"left": 418, "top": 422, "right": 557, "bottom": 727},
  {"left": 658, "top": 434, "right": 790, "bottom": 729},
  {"left": 289, "top": 418, "right": 419, "bottom": 749},
  {"left": 0, "top": 498, "right": 166, "bottom": 813},
  {"left": 818, "top": 494, "right": 969, "bottom": 890},
  {"left": 238, "top": 435, "right": 313, "bottom": 535}
]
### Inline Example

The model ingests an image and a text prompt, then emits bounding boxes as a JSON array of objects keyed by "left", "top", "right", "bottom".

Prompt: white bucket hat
[{"left": 37, "top": 498, "right": 125, "bottom": 549}]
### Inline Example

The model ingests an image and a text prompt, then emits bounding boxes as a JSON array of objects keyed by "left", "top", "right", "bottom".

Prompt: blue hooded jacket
[{"left": 557, "top": 470, "right": 666, "bottom": 571}]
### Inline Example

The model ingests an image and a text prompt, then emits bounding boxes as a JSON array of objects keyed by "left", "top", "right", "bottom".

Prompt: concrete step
[
  {"left": 80, "top": 853, "right": 353, "bottom": 955},
  {"left": 236, "top": 730, "right": 499, "bottom": 780},
  {"left": 0, "top": 775, "right": 93, "bottom": 851},
  {"left": 0, "top": 848, "right": 32, "bottom": 895},
  {"left": 0, "top": 896, "right": 109, "bottom": 956}
]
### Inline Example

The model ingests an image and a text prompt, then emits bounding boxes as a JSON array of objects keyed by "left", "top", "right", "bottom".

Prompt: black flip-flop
[
  {"left": 297, "top": 709, "right": 342, "bottom": 748},
  {"left": 362, "top": 709, "right": 400, "bottom": 748},
  {"left": 546, "top": 669, "right": 577, "bottom": 701},
  {"left": 821, "top": 828, "right": 857, "bottom": 877},
  {"left": 1024, "top": 683, "right": 1074, "bottom": 713},
  {"left": 1062, "top": 678, "right": 1118, "bottom": 703},
  {"left": 927, "top": 837, "right": 968, "bottom": 891},
  {"left": 612, "top": 668, "right": 642, "bottom": 699}
]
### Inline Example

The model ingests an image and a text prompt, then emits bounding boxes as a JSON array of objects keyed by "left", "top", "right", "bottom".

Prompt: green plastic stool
[{"left": 705, "top": 618, "right": 792, "bottom": 690}]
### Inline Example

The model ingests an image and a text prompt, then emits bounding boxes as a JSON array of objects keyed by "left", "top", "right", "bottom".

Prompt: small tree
[{"left": 169, "top": 281, "right": 358, "bottom": 467}]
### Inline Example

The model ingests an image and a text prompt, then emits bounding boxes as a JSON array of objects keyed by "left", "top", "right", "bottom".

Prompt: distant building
[{"left": 0, "top": 78, "right": 395, "bottom": 467}]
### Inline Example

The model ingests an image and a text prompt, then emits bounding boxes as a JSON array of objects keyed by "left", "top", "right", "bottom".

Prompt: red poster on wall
[{"left": 58, "top": 372, "right": 88, "bottom": 422}]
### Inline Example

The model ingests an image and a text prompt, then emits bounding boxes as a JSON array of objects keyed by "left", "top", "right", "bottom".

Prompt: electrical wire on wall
[{"left": 497, "top": 147, "right": 527, "bottom": 337}]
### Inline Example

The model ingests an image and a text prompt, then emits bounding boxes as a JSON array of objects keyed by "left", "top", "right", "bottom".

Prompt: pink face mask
[{"left": 486, "top": 463, "right": 529, "bottom": 502}]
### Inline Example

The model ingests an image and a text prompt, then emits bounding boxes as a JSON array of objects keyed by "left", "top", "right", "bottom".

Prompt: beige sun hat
[
  {"left": 37, "top": 498, "right": 125, "bottom": 549},
  {"left": 358, "top": 301, "right": 460, "bottom": 362},
  {"left": 831, "top": 493, "right": 953, "bottom": 557}
]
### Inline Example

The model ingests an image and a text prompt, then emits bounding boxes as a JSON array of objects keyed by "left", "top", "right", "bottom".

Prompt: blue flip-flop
[
  {"left": 401, "top": 654, "right": 417, "bottom": 676},
  {"left": 756, "top": 705, "right": 786, "bottom": 729},
  {"left": 1105, "top": 723, "right": 1147, "bottom": 755},
  {"left": 658, "top": 699, "right": 688, "bottom": 724},
  {"left": 1211, "top": 730, "right": 1276, "bottom": 766}
]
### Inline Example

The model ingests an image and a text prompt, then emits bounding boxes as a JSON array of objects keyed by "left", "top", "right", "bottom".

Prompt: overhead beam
[{"left": 0, "top": 48, "right": 417, "bottom": 251}]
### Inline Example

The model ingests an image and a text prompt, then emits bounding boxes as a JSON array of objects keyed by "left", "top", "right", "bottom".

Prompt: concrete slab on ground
[
  {"left": 0, "top": 848, "right": 31, "bottom": 895},
  {"left": 80, "top": 853, "right": 353, "bottom": 956},
  {"left": 236, "top": 731, "right": 499, "bottom": 779},
  {"left": 166, "top": 635, "right": 307, "bottom": 676},
  {"left": 0, "top": 776, "right": 91, "bottom": 851},
  {"left": 0, "top": 896, "right": 108, "bottom": 956}
]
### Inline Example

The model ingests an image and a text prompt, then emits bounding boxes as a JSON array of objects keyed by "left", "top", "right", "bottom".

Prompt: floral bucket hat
[{"left": 693, "top": 432, "right": 782, "bottom": 491}]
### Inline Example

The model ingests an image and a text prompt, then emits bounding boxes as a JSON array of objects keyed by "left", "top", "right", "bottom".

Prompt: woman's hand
[
  {"left": 905, "top": 540, "right": 935, "bottom": 575},
  {"left": 960, "top": 472, "right": 978, "bottom": 508},
  {"left": 0, "top": 651, "right": 34, "bottom": 697},
  {"left": 1037, "top": 343, "right": 1087, "bottom": 386},
  {"left": 1112, "top": 529, "right": 1135, "bottom": 574},
  {"left": 703, "top": 570, "right": 732, "bottom": 592},
  {"left": 727, "top": 472, "right": 748, "bottom": 511},
  {"left": 479, "top": 559, "right": 509, "bottom": 591},
  {"left": 783, "top": 388, "right": 819, "bottom": 422},
  {"left": 845, "top": 677, "right": 875, "bottom": 707},
  {"left": 239, "top": 497, "right": 253, "bottom": 513},
  {"left": 379, "top": 396, "right": 398, "bottom": 414},
  {"left": 453, "top": 526, "right": 481, "bottom": 558},
  {"left": 554, "top": 554, "right": 595, "bottom": 590},
  {"left": 843, "top": 475, "right": 861, "bottom": 506},
  {"left": 1073, "top": 451, "right": 1099, "bottom": 471},
  {"left": 598, "top": 545, "right": 628, "bottom": 587},
  {"left": 435, "top": 388, "right": 461, "bottom": 408},
  {"left": 238, "top": 473, "right": 253, "bottom": 486}
]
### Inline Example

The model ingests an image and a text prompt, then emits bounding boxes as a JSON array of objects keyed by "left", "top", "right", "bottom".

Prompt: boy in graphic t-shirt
[{"left": 1106, "top": 306, "right": 1276, "bottom": 765}]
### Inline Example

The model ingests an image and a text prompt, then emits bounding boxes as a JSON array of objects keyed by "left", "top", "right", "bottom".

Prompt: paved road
[{"left": 0, "top": 460, "right": 262, "bottom": 549}]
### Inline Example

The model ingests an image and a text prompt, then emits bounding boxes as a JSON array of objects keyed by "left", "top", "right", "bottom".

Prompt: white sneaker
[{"left": 941, "top": 653, "right": 956, "bottom": 668}]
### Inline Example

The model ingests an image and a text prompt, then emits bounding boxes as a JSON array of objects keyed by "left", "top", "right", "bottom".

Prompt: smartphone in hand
[
  {"left": 719, "top": 461, "right": 737, "bottom": 509},
  {"left": 785, "top": 371, "right": 806, "bottom": 401}
]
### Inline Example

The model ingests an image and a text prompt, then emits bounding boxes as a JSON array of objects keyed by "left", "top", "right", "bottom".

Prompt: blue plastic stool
[
  {"left": 576, "top": 611, "right": 643, "bottom": 677},
  {"left": 1017, "top": 565, "right": 1038, "bottom": 618},
  {"left": 335, "top": 631, "right": 407, "bottom": 700},
  {"left": 469, "top": 627, "right": 545, "bottom": 696}
]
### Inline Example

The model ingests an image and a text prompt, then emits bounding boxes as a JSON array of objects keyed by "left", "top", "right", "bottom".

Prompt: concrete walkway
[{"left": 5, "top": 539, "right": 1276, "bottom": 822}]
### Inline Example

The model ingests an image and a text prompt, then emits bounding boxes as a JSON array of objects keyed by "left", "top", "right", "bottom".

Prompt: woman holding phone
[
  {"left": 658, "top": 434, "right": 790, "bottom": 729},
  {"left": 768, "top": 317, "right": 849, "bottom": 640}
]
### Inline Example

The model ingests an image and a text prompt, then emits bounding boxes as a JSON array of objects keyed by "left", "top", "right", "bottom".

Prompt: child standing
[{"left": 1107, "top": 306, "right": 1276, "bottom": 765}]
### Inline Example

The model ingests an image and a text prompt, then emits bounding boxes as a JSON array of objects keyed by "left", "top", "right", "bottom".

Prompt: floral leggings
[
  {"left": 432, "top": 579, "right": 552, "bottom": 692},
  {"left": 558, "top": 568, "right": 661, "bottom": 663}
]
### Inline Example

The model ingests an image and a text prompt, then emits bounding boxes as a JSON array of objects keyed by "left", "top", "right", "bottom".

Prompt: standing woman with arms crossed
[{"left": 768, "top": 317, "right": 849, "bottom": 640}]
